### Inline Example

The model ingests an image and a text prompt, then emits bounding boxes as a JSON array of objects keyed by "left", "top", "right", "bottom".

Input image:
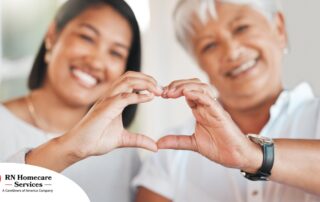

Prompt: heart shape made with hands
[
  {"left": 84, "top": 75, "right": 247, "bottom": 169},
  {"left": 90, "top": 73, "right": 248, "bottom": 169},
  {"left": 126, "top": 79, "right": 220, "bottom": 152},
  {"left": 79, "top": 77, "right": 217, "bottom": 155}
]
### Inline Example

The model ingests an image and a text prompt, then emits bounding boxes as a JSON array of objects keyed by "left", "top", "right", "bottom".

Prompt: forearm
[
  {"left": 269, "top": 139, "right": 320, "bottom": 195},
  {"left": 25, "top": 134, "right": 82, "bottom": 172}
]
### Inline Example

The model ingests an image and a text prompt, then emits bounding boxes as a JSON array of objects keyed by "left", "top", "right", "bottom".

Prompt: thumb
[
  {"left": 157, "top": 134, "right": 198, "bottom": 151},
  {"left": 119, "top": 130, "right": 158, "bottom": 152}
]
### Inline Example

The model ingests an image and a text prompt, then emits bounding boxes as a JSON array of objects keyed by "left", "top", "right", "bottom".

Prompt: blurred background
[{"left": 1, "top": 0, "right": 320, "bottom": 148}]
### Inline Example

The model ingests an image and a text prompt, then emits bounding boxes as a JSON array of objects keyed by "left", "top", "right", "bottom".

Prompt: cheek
[
  {"left": 198, "top": 55, "right": 220, "bottom": 79},
  {"left": 259, "top": 39, "right": 283, "bottom": 69},
  {"left": 47, "top": 49, "right": 66, "bottom": 75},
  {"left": 46, "top": 53, "right": 69, "bottom": 81},
  {"left": 49, "top": 44, "right": 72, "bottom": 68},
  {"left": 54, "top": 37, "right": 90, "bottom": 59},
  {"left": 253, "top": 33, "right": 282, "bottom": 56},
  {"left": 48, "top": 41, "right": 89, "bottom": 74},
  {"left": 106, "top": 65, "right": 126, "bottom": 81},
  {"left": 45, "top": 45, "right": 81, "bottom": 85},
  {"left": 46, "top": 63, "right": 69, "bottom": 87}
]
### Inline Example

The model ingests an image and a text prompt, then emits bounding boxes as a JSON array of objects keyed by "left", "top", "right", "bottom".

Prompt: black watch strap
[
  {"left": 260, "top": 143, "right": 274, "bottom": 174},
  {"left": 242, "top": 136, "right": 274, "bottom": 181}
]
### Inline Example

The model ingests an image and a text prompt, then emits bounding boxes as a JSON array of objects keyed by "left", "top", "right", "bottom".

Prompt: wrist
[
  {"left": 241, "top": 134, "right": 274, "bottom": 181},
  {"left": 25, "top": 135, "right": 83, "bottom": 172},
  {"left": 242, "top": 140, "right": 263, "bottom": 173},
  {"left": 57, "top": 132, "right": 88, "bottom": 161}
]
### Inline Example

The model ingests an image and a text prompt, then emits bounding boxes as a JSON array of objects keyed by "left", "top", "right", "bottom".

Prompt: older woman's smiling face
[{"left": 191, "top": 2, "right": 287, "bottom": 110}]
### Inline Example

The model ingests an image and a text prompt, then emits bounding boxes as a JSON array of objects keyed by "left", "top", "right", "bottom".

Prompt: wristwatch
[{"left": 241, "top": 134, "right": 274, "bottom": 181}]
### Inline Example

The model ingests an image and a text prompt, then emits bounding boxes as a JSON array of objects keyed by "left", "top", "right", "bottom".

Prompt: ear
[
  {"left": 273, "top": 12, "right": 288, "bottom": 50},
  {"left": 45, "top": 22, "right": 58, "bottom": 51}
]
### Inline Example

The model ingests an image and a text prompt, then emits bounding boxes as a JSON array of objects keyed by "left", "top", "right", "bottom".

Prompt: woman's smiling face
[
  {"left": 44, "top": 5, "right": 132, "bottom": 107},
  {"left": 191, "top": 3, "right": 287, "bottom": 110}
]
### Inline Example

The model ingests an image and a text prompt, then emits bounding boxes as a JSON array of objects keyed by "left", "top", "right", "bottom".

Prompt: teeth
[
  {"left": 72, "top": 69, "right": 97, "bottom": 88},
  {"left": 230, "top": 59, "right": 257, "bottom": 77}
]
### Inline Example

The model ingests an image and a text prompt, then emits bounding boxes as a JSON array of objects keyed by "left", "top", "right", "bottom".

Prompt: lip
[
  {"left": 225, "top": 56, "right": 260, "bottom": 79},
  {"left": 70, "top": 66, "right": 101, "bottom": 88}
]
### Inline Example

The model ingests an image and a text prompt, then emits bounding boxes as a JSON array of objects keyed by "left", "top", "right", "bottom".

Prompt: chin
[
  {"left": 238, "top": 76, "right": 269, "bottom": 94},
  {"left": 60, "top": 92, "right": 98, "bottom": 108},
  {"left": 223, "top": 95, "right": 264, "bottom": 112},
  {"left": 76, "top": 96, "right": 97, "bottom": 107},
  {"left": 222, "top": 87, "right": 265, "bottom": 108}
]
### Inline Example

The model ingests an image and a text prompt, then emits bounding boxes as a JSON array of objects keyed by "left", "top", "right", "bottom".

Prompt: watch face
[{"left": 247, "top": 134, "right": 273, "bottom": 145}]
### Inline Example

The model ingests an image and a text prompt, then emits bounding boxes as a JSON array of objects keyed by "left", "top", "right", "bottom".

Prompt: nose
[
  {"left": 223, "top": 38, "right": 244, "bottom": 63},
  {"left": 86, "top": 47, "right": 107, "bottom": 71}
]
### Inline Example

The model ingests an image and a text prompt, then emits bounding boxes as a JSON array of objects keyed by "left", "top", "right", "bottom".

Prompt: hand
[
  {"left": 62, "top": 71, "right": 163, "bottom": 159},
  {"left": 158, "top": 79, "right": 261, "bottom": 171}
]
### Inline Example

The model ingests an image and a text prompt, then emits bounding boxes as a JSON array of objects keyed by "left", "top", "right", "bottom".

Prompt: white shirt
[
  {"left": 0, "top": 105, "right": 141, "bottom": 202},
  {"left": 133, "top": 83, "right": 320, "bottom": 202}
]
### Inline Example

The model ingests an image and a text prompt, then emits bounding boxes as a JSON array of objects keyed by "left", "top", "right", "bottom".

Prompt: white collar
[
  {"left": 261, "top": 82, "right": 315, "bottom": 137},
  {"left": 270, "top": 82, "right": 314, "bottom": 121}
]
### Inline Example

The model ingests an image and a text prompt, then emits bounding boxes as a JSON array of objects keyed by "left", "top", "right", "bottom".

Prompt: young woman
[{"left": 0, "top": 0, "right": 161, "bottom": 201}]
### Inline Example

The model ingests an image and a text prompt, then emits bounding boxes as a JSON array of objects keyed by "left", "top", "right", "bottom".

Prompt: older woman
[{"left": 133, "top": 0, "right": 320, "bottom": 201}]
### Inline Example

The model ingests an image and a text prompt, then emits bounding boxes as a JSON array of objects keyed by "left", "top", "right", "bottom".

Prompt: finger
[
  {"left": 184, "top": 91, "right": 226, "bottom": 118},
  {"left": 163, "top": 78, "right": 201, "bottom": 98},
  {"left": 120, "top": 130, "right": 158, "bottom": 152},
  {"left": 85, "top": 92, "right": 155, "bottom": 135},
  {"left": 114, "top": 77, "right": 163, "bottom": 96},
  {"left": 157, "top": 135, "right": 198, "bottom": 151},
  {"left": 96, "top": 93, "right": 154, "bottom": 116},
  {"left": 116, "top": 92, "right": 155, "bottom": 108},
  {"left": 122, "top": 71, "right": 161, "bottom": 91},
  {"left": 166, "top": 78, "right": 201, "bottom": 90},
  {"left": 166, "top": 82, "right": 212, "bottom": 99},
  {"left": 120, "top": 78, "right": 162, "bottom": 95},
  {"left": 183, "top": 90, "right": 213, "bottom": 107}
]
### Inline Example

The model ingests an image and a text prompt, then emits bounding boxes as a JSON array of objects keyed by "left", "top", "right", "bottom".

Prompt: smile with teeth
[
  {"left": 71, "top": 68, "right": 98, "bottom": 88},
  {"left": 228, "top": 58, "right": 258, "bottom": 77}
]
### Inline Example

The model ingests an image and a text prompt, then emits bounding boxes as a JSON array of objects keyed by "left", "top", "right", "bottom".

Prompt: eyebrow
[
  {"left": 195, "top": 35, "right": 216, "bottom": 43},
  {"left": 234, "top": 15, "right": 245, "bottom": 22},
  {"left": 114, "top": 42, "right": 130, "bottom": 50},
  {"left": 229, "top": 14, "right": 247, "bottom": 26},
  {"left": 79, "top": 23, "right": 100, "bottom": 36}
]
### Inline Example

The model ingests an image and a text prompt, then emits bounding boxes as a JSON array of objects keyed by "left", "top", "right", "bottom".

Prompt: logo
[{"left": 0, "top": 175, "right": 1, "bottom": 183}]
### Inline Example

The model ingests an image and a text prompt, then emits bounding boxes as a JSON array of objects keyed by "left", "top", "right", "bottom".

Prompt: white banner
[{"left": 0, "top": 163, "right": 90, "bottom": 202}]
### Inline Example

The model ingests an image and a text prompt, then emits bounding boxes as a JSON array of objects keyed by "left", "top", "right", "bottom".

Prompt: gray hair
[{"left": 173, "top": 0, "right": 283, "bottom": 55}]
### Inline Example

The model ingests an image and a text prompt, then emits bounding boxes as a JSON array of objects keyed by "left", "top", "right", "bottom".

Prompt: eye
[
  {"left": 110, "top": 50, "right": 125, "bottom": 59},
  {"left": 234, "top": 25, "right": 250, "bottom": 34},
  {"left": 79, "top": 34, "right": 95, "bottom": 43},
  {"left": 201, "top": 42, "right": 217, "bottom": 53}
]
